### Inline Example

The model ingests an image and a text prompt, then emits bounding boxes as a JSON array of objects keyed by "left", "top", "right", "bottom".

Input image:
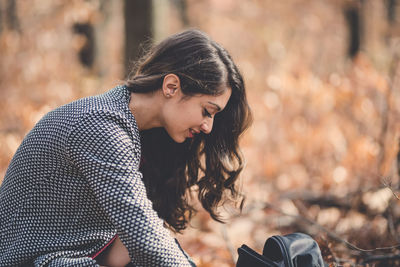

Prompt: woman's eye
[{"left": 203, "top": 108, "right": 212, "bottom": 118}]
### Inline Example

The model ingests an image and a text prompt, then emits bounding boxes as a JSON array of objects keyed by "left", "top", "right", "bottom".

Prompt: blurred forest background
[{"left": 1, "top": 0, "right": 400, "bottom": 266}]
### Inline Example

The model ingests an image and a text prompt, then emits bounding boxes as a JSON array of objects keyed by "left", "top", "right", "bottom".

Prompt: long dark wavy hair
[{"left": 125, "top": 29, "right": 252, "bottom": 233}]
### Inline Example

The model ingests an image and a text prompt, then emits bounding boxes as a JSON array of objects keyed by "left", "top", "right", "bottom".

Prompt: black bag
[{"left": 237, "top": 232, "right": 326, "bottom": 267}]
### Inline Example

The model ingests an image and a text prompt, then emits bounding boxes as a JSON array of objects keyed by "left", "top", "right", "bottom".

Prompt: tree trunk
[
  {"left": 0, "top": 1, "right": 3, "bottom": 34},
  {"left": 124, "top": 0, "right": 153, "bottom": 78},
  {"left": 6, "top": 0, "right": 20, "bottom": 32},
  {"left": 344, "top": 5, "right": 361, "bottom": 58}
]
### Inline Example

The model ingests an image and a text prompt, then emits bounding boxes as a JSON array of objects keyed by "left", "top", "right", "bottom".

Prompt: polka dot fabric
[{"left": 0, "top": 86, "right": 195, "bottom": 267}]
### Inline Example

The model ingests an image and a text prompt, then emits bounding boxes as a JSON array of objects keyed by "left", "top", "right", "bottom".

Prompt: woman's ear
[{"left": 162, "top": 74, "right": 181, "bottom": 98}]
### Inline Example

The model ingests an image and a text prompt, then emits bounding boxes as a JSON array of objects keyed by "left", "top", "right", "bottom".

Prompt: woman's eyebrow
[{"left": 207, "top": 101, "right": 221, "bottom": 111}]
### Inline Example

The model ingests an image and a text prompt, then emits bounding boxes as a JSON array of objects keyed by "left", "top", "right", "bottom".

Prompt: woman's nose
[{"left": 200, "top": 118, "right": 213, "bottom": 134}]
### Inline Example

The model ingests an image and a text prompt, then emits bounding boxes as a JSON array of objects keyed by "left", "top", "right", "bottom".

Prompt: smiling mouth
[{"left": 188, "top": 128, "right": 198, "bottom": 138}]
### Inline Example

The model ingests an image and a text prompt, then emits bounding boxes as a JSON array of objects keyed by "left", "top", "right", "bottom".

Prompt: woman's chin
[
  {"left": 169, "top": 134, "right": 186, "bottom": 143},
  {"left": 177, "top": 137, "right": 187, "bottom": 143}
]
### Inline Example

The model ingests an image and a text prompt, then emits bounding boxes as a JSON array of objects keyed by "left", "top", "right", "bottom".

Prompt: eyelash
[{"left": 203, "top": 108, "right": 212, "bottom": 118}]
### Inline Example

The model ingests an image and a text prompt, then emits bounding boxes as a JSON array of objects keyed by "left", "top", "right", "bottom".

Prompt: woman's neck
[{"left": 129, "top": 91, "right": 163, "bottom": 131}]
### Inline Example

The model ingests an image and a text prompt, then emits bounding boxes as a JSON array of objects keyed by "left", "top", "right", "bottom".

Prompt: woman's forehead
[{"left": 201, "top": 87, "right": 231, "bottom": 109}]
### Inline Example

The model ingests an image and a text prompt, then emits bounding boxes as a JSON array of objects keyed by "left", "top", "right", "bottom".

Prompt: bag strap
[
  {"left": 237, "top": 244, "right": 281, "bottom": 267},
  {"left": 262, "top": 233, "right": 326, "bottom": 267}
]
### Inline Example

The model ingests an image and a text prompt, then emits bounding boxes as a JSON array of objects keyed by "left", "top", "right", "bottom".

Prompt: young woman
[{"left": 0, "top": 29, "right": 252, "bottom": 267}]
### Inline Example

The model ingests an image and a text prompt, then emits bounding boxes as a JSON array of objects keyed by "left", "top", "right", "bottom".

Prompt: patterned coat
[{"left": 0, "top": 86, "right": 195, "bottom": 267}]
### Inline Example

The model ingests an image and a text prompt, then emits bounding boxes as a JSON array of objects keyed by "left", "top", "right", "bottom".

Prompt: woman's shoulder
[
  {"left": 43, "top": 85, "right": 128, "bottom": 120},
  {"left": 34, "top": 85, "right": 139, "bottom": 139},
  {"left": 64, "top": 85, "right": 129, "bottom": 114}
]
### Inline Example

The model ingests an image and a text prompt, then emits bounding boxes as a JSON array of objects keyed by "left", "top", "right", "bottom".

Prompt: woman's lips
[
  {"left": 188, "top": 128, "right": 198, "bottom": 138},
  {"left": 188, "top": 129, "right": 194, "bottom": 138}
]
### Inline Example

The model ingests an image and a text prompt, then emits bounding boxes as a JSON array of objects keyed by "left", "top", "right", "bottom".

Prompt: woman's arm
[{"left": 67, "top": 110, "right": 194, "bottom": 267}]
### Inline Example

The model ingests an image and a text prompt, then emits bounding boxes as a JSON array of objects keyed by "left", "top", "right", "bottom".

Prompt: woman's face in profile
[{"left": 161, "top": 87, "right": 231, "bottom": 143}]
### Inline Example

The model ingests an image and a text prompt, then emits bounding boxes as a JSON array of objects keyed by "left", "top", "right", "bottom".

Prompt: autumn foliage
[{"left": 1, "top": 0, "right": 400, "bottom": 266}]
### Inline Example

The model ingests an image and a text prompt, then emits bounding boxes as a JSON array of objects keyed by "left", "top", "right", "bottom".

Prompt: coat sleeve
[{"left": 67, "top": 110, "right": 195, "bottom": 267}]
